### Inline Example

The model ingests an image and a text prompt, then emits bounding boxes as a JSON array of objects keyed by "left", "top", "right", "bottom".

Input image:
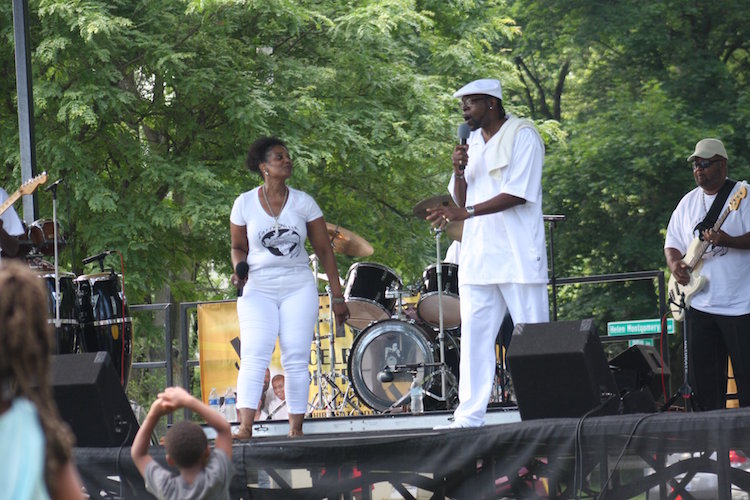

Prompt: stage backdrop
[{"left": 197, "top": 296, "right": 374, "bottom": 414}]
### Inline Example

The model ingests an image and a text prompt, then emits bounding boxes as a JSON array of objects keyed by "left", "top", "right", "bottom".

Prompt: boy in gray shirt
[{"left": 131, "top": 387, "right": 234, "bottom": 499}]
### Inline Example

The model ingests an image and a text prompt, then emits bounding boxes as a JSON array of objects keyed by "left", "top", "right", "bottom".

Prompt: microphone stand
[
  {"left": 434, "top": 227, "right": 448, "bottom": 401},
  {"left": 48, "top": 181, "right": 61, "bottom": 330},
  {"left": 662, "top": 295, "right": 698, "bottom": 411}
]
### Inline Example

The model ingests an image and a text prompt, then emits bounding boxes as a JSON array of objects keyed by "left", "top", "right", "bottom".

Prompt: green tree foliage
[{"left": 5, "top": 0, "right": 750, "bottom": 399}]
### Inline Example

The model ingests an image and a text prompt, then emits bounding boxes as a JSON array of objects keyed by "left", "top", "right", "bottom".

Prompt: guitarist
[
  {"left": 665, "top": 138, "right": 750, "bottom": 411},
  {"left": 0, "top": 186, "right": 24, "bottom": 262}
]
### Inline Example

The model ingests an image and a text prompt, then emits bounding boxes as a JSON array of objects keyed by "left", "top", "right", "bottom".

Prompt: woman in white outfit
[{"left": 230, "top": 137, "right": 349, "bottom": 439}]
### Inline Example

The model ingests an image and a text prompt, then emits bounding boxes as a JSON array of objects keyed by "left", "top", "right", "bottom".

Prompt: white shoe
[{"left": 433, "top": 420, "right": 475, "bottom": 430}]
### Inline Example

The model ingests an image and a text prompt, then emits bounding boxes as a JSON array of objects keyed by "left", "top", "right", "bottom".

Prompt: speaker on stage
[
  {"left": 51, "top": 351, "right": 139, "bottom": 447},
  {"left": 506, "top": 319, "right": 619, "bottom": 420},
  {"left": 609, "top": 344, "right": 670, "bottom": 411}
]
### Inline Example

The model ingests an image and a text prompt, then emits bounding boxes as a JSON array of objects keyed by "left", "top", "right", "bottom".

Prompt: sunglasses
[{"left": 692, "top": 158, "right": 723, "bottom": 170}]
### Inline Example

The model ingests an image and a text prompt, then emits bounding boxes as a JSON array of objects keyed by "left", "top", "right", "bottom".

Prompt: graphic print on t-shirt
[{"left": 261, "top": 226, "right": 303, "bottom": 258}]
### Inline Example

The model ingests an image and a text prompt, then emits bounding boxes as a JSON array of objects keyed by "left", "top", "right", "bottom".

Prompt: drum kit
[
  {"left": 309, "top": 195, "right": 469, "bottom": 415},
  {"left": 10, "top": 180, "right": 133, "bottom": 389}
]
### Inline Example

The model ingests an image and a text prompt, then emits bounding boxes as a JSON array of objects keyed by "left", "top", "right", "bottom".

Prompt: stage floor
[{"left": 73, "top": 406, "right": 750, "bottom": 499}]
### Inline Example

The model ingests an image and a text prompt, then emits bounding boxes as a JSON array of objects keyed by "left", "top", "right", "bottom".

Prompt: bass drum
[
  {"left": 38, "top": 271, "right": 79, "bottom": 354},
  {"left": 348, "top": 319, "right": 459, "bottom": 412},
  {"left": 75, "top": 273, "right": 133, "bottom": 389}
]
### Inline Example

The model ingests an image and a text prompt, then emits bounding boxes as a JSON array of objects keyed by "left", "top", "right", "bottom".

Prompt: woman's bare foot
[
  {"left": 233, "top": 426, "right": 253, "bottom": 440},
  {"left": 288, "top": 413, "right": 304, "bottom": 437}
]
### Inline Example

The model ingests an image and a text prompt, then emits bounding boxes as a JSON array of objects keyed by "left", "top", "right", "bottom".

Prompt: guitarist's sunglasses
[{"left": 693, "top": 158, "right": 723, "bottom": 170}]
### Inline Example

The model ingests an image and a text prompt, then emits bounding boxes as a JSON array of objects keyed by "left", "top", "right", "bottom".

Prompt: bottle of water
[
  {"left": 223, "top": 387, "right": 237, "bottom": 422},
  {"left": 410, "top": 378, "right": 424, "bottom": 414},
  {"left": 208, "top": 387, "right": 220, "bottom": 414}
]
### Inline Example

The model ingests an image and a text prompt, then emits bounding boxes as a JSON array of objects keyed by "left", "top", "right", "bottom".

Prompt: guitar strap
[{"left": 693, "top": 178, "right": 737, "bottom": 239}]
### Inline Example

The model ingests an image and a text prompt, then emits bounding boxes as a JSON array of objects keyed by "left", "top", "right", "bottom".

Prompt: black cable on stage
[
  {"left": 594, "top": 412, "right": 659, "bottom": 499},
  {"left": 115, "top": 421, "right": 134, "bottom": 500},
  {"left": 574, "top": 394, "right": 618, "bottom": 499}
]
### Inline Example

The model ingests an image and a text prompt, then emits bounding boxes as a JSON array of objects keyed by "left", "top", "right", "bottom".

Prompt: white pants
[
  {"left": 453, "top": 282, "right": 549, "bottom": 426},
  {"left": 236, "top": 266, "right": 317, "bottom": 415}
]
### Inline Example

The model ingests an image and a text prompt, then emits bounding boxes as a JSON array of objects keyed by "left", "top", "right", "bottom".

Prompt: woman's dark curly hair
[
  {"left": 0, "top": 261, "right": 75, "bottom": 497},
  {"left": 245, "top": 136, "right": 288, "bottom": 176}
]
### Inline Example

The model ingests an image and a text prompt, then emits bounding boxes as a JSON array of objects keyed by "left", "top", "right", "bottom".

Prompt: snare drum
[
  {"left": 348, "top": 318, "right": 459, "bottom": 412},
  {"left": 38, "top": 272, "right": 79, "bottom": 354},
  {"left": 417, "top": 263, "right": 460, "bottom": 329},
  {"left": 28, "top": 219, "right": 65, "bottom": 256},
  {"left": 75, "top": 273, "right": 133, "bottom": 388},
  {"left": 343, "top": 262, "right": 402, "bottom": 330}
]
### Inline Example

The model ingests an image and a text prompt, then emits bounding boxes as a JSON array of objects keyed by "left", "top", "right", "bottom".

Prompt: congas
[
  {"left": 343, "top": 263, "right": 403, "bottom": 330},
  {"left": 28, "top": 219, "right": 66, "bottom": 256},
  {"left": 75, "top": 273, "right": 133, "bottom": 388},
  {"left": 38, "top": 271, "right": 79, "bottom": 354},
  {"left": 348, "top": 318, "right": 459, "bottom": 412},
  {"left": 417, "top": 263, "right": 460, "bottom": 329}
]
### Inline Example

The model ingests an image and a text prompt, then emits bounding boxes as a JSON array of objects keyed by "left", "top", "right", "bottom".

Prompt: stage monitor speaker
[
  {"left": 609, "top": 344, "right": 671, "bottom": 402},
  {"left": 506, "top": 319, "right": 619, "bottom": 420},
  {"left": 51, "top": 351, "right": 139, "bottom": 447}
]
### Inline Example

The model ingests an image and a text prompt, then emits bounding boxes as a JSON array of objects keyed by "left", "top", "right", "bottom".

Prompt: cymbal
[
  {"left": 326, "top": 223, "right": 373, "bottom": 257},
  {"left": 445, "top": 220, "right": 463, "bottom": 242},
  {"left": 412, "top": 194, "right": 456, "bottom": 219}
]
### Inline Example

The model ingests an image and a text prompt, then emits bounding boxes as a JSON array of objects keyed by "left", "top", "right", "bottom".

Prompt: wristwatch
[{"left": 466, "top": 205, "right": 476, "bottom": 218}]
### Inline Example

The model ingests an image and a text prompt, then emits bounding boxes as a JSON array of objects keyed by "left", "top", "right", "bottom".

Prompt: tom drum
[
  {"left": 417, "top": 263, "right": 460, "bottom": 329},
  {"left": 343, "top": 263, "right": 403, "bottom": 330}
]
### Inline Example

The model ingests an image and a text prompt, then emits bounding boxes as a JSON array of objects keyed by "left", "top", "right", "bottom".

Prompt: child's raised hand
[{"left": 158, "top": 386, "right": 193, "bottom": 409}]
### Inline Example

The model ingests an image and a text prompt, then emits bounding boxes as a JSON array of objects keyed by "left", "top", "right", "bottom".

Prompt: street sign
[{"left": 607, "top": 318, "right": 675, "bottom": 336}]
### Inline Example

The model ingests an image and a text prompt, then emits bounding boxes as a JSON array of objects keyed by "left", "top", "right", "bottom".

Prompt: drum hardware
[
  {"left": 384, "top": 286, "right": 415, "bottom": 321},
  {"left": 376, "top": 362, "right": 458, "bottom": 413},
  {"left": 308, "top": 222, "right": 373, "bottom": 416},
  {"left": 412, "top": 194, "right": 463, "bottom": 407}
]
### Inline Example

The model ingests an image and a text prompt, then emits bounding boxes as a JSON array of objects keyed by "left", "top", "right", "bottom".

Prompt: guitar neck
[
  {"left": 0, "top": 191, "right": 21, "bottom": 217},
  {"left": 687, "top": 203, "right": 733, "bottom": 268}
]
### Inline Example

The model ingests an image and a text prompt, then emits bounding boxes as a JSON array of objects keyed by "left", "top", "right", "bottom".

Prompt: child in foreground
[{"left": 131, "top": 386, "right": 234, "bottom": 500}]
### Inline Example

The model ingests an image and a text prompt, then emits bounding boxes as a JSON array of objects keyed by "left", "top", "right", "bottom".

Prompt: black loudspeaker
[
  {"left": 506, "top": 319, "right": 619, "bottom": 420},
  {"left": 51, "top": 352, "right": 139, "bottom": 447},
  {"left": 609, "top": 344, "right": 671, "bottom": 403}
]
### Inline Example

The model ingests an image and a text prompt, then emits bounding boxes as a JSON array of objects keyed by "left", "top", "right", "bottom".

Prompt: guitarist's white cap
[{"left": 688, "top": 138, "right": 728, "bottom": 162}]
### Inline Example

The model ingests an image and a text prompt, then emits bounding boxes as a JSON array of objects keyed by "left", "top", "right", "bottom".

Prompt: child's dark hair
[
  {"left": 165, "top": 420, "right": 209, "bottom": 468},
  {"left": 245, "top": 136, "right": 287, "bottom": 175}
]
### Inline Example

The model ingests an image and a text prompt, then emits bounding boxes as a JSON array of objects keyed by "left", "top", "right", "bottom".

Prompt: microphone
[
  {"left": 457, "top": 123, "right": 471, "bottom": 171},
  {"left": 377, "top": 367, "right": 394, "bottom": 383},
  {"left": 81, "top": 250, "right": 114, "bottom": 265},
  {"left": 44, "top": 178, "right": 64, "bottom": 192},
  {"left": 235, "top": 262, "right": 249, "bottom": 297}
]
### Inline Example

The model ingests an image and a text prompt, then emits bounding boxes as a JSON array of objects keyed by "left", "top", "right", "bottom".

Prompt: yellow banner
[{"left": 197, "top": 296, "right": 405, "bottom": 413}]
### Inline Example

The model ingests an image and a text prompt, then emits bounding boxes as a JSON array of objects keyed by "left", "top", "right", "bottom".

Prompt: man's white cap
[
  {"left": 687, "top": 138, "right": 728, "bottom": 162},
  {"left": 453, "top": 79, "right": 503, "bottom": 100}
]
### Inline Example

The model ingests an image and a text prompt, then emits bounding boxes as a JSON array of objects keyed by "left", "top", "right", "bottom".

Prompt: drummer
[{"left": 0, "top": 185, "right": 24, "bottom": 261}]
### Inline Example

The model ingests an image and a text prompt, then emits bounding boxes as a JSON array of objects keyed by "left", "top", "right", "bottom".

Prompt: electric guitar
[
  {"left": 0, "top": 172, "right": 48, "bottom": 218},
  {"left": 668, "top": 183, "right": 747, "bottom": 321}
]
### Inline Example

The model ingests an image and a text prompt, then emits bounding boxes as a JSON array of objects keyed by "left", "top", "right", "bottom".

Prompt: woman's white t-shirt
[{"left": 230, "top": 186, "right": 323, "bottom": 272}]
